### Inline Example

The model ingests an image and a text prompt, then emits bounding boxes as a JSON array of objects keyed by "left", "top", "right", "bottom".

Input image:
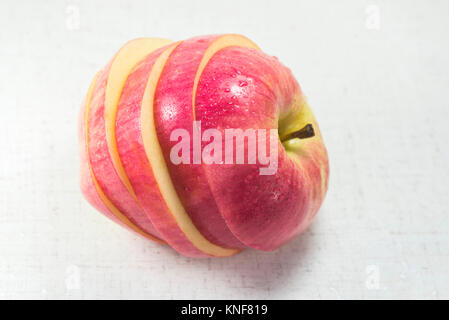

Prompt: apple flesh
[{"left": 79, "top": 34, "right": 329, "bottom": 257}]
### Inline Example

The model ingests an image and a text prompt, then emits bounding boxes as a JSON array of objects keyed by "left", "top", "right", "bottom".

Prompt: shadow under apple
[{"left": 155, "top": 214, "right": 323, "bottom": 296}]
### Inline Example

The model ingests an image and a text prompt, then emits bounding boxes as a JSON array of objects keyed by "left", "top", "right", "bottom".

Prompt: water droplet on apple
[{"left": 239, "top": 81, "right": 248, "bottom": 87}]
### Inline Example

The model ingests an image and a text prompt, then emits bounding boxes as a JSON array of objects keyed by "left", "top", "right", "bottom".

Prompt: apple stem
[{"left": 281, "top": 123, "right": 315, "bottom": 142}]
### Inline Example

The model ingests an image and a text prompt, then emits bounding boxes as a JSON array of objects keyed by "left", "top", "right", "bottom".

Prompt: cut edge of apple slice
[
  {"left": 105, "top": 38, "right": 172, "bottom": 202},
  {"left": 140, "top": 42, "right": 240, "bottom": 257},
  {"left": 85, "top": 71, "right": 165, "bottom": 243}
]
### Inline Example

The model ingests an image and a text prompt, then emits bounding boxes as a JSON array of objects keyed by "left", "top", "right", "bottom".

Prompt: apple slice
[
  {"left": 105, "top": 38, "right": 172, "bottom": 200},
  {"left": 79, "top": 72, "right": 163, "bottom": 242},
  {"left": 116, "top": 37, "right": 258, "bottom": 256},
  {"left": 117, "top": 43, "right": 217, "bottom": 256},
  {"left": 153, "top": 35, "right": 259, "bottom": 250},
  {"left": 139, "top": 41, "right": 241, "bottom": 257},
  {"left": 79, "top": 72, "right": 117, "bottom": 223},
  {"left": 148, "top": 35, "right": 261, "bottom": 256},
  {"left": 115, "top": 42, "right": 228, "bottom": 257},
  {"left": 88, "top": 38, "right": 171, "bottom": 240}
]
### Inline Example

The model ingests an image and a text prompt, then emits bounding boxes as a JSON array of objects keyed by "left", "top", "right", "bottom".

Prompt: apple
[{"left": 79, "top": 34, "right": 329, "bottom": 257}]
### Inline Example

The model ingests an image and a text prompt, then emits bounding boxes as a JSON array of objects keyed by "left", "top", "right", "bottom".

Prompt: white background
[{"left": 0, "top": 0, "right": 448, "bottom": 299}]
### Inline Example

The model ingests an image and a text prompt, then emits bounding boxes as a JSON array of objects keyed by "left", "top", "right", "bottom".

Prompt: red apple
[{"left": 79, "top": 34, "right": 329, "bottom": 257}]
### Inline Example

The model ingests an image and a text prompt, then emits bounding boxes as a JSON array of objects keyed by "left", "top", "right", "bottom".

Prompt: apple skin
[
  {"left": 78, "top": 75, "right": 143, "bottom": 234},
  {"left": 79, "top": 34, "right": 329, "bottom": 257},
  {"left": 115, "top": 43, "right": 214, "bottom": 257},
  {"left": 87, "top": 60, "right": 162, "bottom": 239},
  {"left": 195, "top": 46, "right": 329, "bottom": 250},
  {"left": 154, "top": 36, "right": 246, "bottom": 249},
  {"left": 78, "top": 81, "right": 120, "bottom": 225}
]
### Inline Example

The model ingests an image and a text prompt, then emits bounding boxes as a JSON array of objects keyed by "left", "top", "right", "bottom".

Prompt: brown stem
[{"left": 281, "top": 123, "right": 315, "bottom": 142}]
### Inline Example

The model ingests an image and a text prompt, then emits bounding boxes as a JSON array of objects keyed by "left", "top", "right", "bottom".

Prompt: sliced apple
[
  {"left": 80, "top": 34, "right": 329, "bottom": 257},
  {"left": 79, "top": 72, "right": 119, "bottom": 224},
  {"left": 88, "top": 39, "right": 171, "bottom": 240},
  {"left": 105, "top": 38, "right": 172, "bottom": 200},
  {"left": 138, "top": 40, "right": 236, "bottom": 256},
  {"left": 149, "top": 35, "right": 259, "bottom": 251},
  {"left": 80, "top": 71, "right": 163, "bottom": 242},
  {"left": 115, "top": 43, "right": 205, "bottom": 256},
  {"left": 141, "top": 35, "right": 260, "bottom": 256}
]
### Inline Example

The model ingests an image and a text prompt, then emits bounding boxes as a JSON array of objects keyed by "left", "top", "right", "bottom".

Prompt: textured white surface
[{"left": 0, "top": 0, "right": 448, "bottom": 299}]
